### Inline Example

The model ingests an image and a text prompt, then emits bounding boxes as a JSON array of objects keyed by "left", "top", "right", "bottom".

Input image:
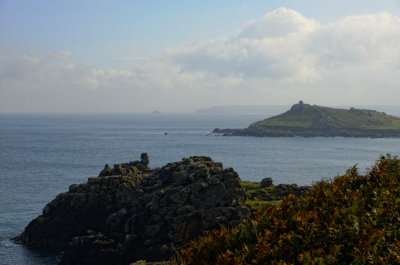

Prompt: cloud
[
  {"left": 166, "top": 8, "right": 321, "bottom": 82},
  {"left": 238, "top": 7, "right": 319, "bottom": 39},
  {"left": 166, "top": 8, "right": 400, "bottom": 105},
  {"left": 0, "top": 51, "right": 219, "bottom": 112},
  {"left": 168, "top": 8, "right": 400, "bottom": 86},
  {"left": 312, "top": 13, "right": 400, "bottom": 65},
  {"left": 1, "top": 8, "right": 400, "bottom": 112}
]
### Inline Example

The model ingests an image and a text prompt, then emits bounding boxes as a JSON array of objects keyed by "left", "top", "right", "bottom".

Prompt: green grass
[
  {"left": 245, "top": 199, "right": 282, "bottom": 209},
  {"left": 251, "top": 104, "right": 400, "bottom": 130},
  {"left": 241, "top": 181, "right": 275, "bottom": 200},
  {"left": 251, "top": 112, "right": 314, "bottom": 128},
  {"left": 241, "top": 181, "right": 288, "bottom": 209},
  {"left": 321, "top": 107, "right": 400, "bottom": 129}
]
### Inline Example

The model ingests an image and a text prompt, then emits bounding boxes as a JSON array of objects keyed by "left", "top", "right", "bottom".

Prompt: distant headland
[{"left": 213, "top": 101, "right": 400, "bottom": 137}]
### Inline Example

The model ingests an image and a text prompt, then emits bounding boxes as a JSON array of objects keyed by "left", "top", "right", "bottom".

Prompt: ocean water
[{"left": 1, "top": 113, "right": 400, "bottom": 265}]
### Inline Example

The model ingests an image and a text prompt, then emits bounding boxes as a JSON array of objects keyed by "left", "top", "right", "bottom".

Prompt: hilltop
[{"left": 213, "top": 101, "right": 400, "bottom": 137}]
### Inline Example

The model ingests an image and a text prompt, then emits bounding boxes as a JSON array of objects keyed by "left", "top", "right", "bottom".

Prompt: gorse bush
[{"left": 172, "top": 155, "right": 400, "bottom": 264}]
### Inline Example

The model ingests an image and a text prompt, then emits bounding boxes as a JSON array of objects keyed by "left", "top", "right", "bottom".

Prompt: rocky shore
[
  {"left": 213, "top": 126, "right": 400, "bottom": 137},
  {"left": 13, "top": 154, "right": 251, "bottom": 265}
]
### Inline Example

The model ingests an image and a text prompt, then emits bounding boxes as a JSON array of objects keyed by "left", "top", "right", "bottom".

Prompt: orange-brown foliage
[{"left": 172, "top": 155, "right": 400, "bottom": 264}]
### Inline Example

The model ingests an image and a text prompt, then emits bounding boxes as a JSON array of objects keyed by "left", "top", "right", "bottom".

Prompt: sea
[{"left": 1, "top": 112, "right": 400, "bottom": 265}]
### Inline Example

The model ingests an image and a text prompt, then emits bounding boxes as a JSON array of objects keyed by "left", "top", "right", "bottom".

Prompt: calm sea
[{"left": 1, "top": 113, "right": 400, "bottom": 265}]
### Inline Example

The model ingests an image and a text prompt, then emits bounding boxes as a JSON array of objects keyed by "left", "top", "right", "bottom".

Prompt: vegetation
[
  {"left": 241, "top": 181, "right": 288, "bottom": 209},
  {"left": 252, "top": 103, "right": 400, "bottom": 130},
  {"left": 242, "top": 181, "right": 310, "bottom": 210},
  {"left": 173, "top": 155, "right": 400, "bottom": 264}
]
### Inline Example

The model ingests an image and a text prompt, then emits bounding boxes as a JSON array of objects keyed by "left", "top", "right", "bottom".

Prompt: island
[{"left": 213, "top": 101, "right": 400, "bottom": 137}]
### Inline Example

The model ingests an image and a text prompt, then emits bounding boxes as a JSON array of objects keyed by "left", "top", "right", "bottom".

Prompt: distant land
[
  {"left": 213, "top": 101, "right": 400, "bottom": 137},
  {"left": 197, "top": 104, "right": 400, "bottom": 116},
  {"left": 196, "top": 105, "right": 290, "bottom": 115}
]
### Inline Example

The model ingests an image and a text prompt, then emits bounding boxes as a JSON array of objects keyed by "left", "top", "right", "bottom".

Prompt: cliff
[
  {"left": 13, "top": 154, "right": 250, "bottom": 265},
  {"left": 213, "top": 102, "right": 400, "bottom": 137}
]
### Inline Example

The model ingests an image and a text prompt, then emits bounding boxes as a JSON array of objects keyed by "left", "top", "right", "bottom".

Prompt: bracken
[{"left": 173, "top": 154, "right": 400, "bottom": 265}]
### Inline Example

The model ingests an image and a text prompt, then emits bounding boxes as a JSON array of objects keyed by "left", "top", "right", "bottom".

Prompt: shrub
[{"left": 172, "top": 155, "right": 400, "bottom": 264}]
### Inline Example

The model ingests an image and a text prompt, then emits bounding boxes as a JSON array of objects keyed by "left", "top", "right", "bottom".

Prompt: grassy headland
[
  {"left": 253, "top": 103, "right": 400, "bottom": 130},
  {"left": 214, "top": 102, "right": 400, "bottom": 137}
]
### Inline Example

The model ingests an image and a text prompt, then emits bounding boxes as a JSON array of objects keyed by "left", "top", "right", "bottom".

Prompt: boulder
[
  {"left": 260, "top": 177, "right": 273, "bottom": 187},
  {"left": 140, "top": 153, "right": 149, "bottom": 166},
  {"left": 15, "top": 154, "right": 250, "bottom": 265},
  {"left": 275, "top": 183, "right": 298, "bottom": 191}
]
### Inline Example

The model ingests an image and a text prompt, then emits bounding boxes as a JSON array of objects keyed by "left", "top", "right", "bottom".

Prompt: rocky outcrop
[
  {"left": 13, "top": 159, "right": 150, "bottom": 250},
  {"left": 260, "top": 177, "right": 273, "bottom": 187},
  {"left": 274, "top": 184, "right": 310, "bottom": 198},
  {"left": 14, "top": 154, "right": 250, "bottom": 265}
]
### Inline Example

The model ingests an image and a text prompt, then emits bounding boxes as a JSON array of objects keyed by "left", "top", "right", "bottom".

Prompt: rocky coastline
[
  {"left": 13, "top": 154, "right": 312, "bottom": 264},
  {"left": 213, "top": 126, "right": 400, "bottom": 137}
]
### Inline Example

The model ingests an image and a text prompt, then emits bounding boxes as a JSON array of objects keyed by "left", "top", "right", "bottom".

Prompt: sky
[{"left": 1, "top": 0, "right": 400, "bottom": 113}]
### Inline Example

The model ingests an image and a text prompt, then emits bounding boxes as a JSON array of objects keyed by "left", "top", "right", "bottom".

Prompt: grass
[
  {"left": 251, "top": 104, "right": 400, "bottom": 130},
  {"left": 245, "top": 199, "right": 282, "bottom": 209},
  {"left": 322, "top": 107, "right": 400, "bottom": 129},
  {"left": 241, "top": 181, "right": 296, "bottom": 209}
]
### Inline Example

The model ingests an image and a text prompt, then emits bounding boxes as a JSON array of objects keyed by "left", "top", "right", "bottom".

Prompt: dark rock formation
[
  {"left": 260, "top": 177, "right": 273, "bottom": 187},
  {"left": 14, "top": 154, "right": 250, "bottom": 265},
  {"left": 274, "top": 184, "right": 310, "bottom": 198},
  {"left": 14, "top": 160, "right": 149, "bottom": 250}
]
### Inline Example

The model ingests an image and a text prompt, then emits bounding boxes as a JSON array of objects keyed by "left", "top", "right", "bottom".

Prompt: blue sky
[
  {"left": 1, "top": 0, "right": 400, "bottom": 112},
  {"left": 2, "top": 1, "right": 399, "bottom": 60}
]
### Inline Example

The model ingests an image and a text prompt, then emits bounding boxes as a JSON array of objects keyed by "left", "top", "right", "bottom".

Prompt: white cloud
[
  {"left": 167, "top": 8, "right": 321, "bottom": 82},
  {"left": 238, "top": 7, "right": 319, "bottom": 39},
  {"left": 311, "top": 12, "right": 400, "bottom": 66},
  {"left": 1, "top": 8, "right": 400, "bottom": 112},
  {"left": 167, "top": 8, "right": 400, "bottom": 105}
]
